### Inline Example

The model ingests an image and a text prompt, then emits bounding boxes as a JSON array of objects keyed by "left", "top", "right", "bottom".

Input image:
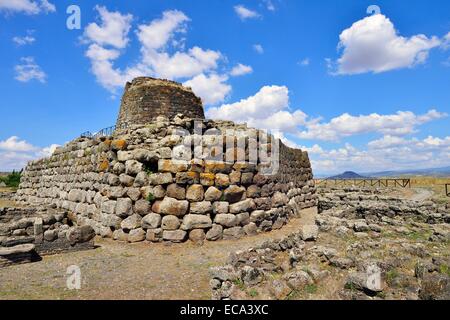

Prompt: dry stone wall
[{"left": 16, "top": 115, "right": 317, "bottom": 244}]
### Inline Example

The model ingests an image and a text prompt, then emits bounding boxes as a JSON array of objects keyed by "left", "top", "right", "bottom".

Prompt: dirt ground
[{"left": 0, "top": 208, "right": 317, "bottom": 300}]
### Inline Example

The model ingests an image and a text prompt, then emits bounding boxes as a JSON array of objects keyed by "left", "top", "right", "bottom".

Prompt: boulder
[
  {"left": 134, "top": 199, "right": 151, "bottom": 216},
  {"left": 190, "top": 201, "right": 213, "bottom": 214},
  {"left": 120, "top": 214, "right": 142, "bottom": 231},
  {"left": 128, "top": 228, "right": 146, "bottom": 243},
  {"left": 223, "top": 226, "right": 244, "bottom": 240},
  {"left": 189, "top": 229, "right": 206, "bottom": 244},
  {"left": 166, "top": 183, "right": 186, "bottom": 200},
  {"left": 204, "top": 186, "right": 222, "bottom": 201},
  {"left": 161, "top": 215, "right": 181, "bottom": 230},
  {"left": 67, "top": 225, "right": 96, "bottom": 245},
  {"left": 229, "top": 199, "right": 256, "bottom": 214},
  {"left": 125, "top": 160, "right": 143, "bottom": 176},
  {"left": 206, "top": 224, "right": 223, "bottom": 241},
  {"left": 115, "top": 198, "right": 133, "bottom": 217},
  {"left": 159, "top": 197, "right": 189, "bottom": 216},
  {"left": 142, "top": 213, "right": 162, "bottom": 229},
  {"left": 300, "top": 225, "right": 319, "bottom": 241},
  {"left": 186, "top": 184, "right": 204, "bottom": 201},
  {"left": 223, "top": 185, "right": 245, "bottom": 203},
  {"left": 181, "top": 214, "right": 213, "bottom": 230},
  {"left": 214, "top": 214, "right": 238, "bottom": 228},
  {"left": 163, "top": 230, "right": 187, "bottom": 242}
]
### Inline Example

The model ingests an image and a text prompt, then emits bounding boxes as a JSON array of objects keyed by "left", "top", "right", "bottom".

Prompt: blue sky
[{"left": 0, "top": 0, "right": 449, "bottom": 174}]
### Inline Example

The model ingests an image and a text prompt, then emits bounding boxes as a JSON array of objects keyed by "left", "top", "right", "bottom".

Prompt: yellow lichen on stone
[
  {"left": 98, "top": 159, "right": 109, "bottom": 172},
  {"left": 111, "top": 139, "right": 127, "bottom": 151}
]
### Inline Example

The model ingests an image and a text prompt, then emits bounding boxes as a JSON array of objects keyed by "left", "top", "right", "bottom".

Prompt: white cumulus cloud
[
  {"left": 0, "top": 136, "right": 59, "bottom": 171},
  {"left": 82, "top": 7, "right": 229, "bottom": 104},
  {"left": 332, "top": 14, "right": 441, "bottom": 75},
  {"left": 14, "top": 56, "right": 46, "bottom": 83},
  {"left": 0, "top": 0, "right": 55, "bottom": 15},
  {"left": 297, "top": 109, "right": 447, "bottom": 141},
  {"left": 234, "top": 5, "right": 260, "bottom": 20},
  {"left": 184, "top": 73, "right": 231, "bottom": 105},
  {"left": 13, "top": 35, "right": 35, "bottom": 46},
  {"left": 253, "top": 44, "right": 264, "bottom": 54},
  {"left": 230, "top": 63, "right": 253, "bottom": 76}
]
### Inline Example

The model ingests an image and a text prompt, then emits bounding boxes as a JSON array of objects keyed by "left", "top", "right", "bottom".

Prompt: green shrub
[
  {"left": 146, "top": 193, "right": 155, "bottom": 203},
  {"left": 0, "top": 170, "right": 22, "bottom": 188}
]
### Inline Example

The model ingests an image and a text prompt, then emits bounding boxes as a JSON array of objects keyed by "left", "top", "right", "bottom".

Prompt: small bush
[
  {"left": 146, "top": 193, "right": 155, "bottom": 203},
  {"left": 0, "top": 170, "right": 21, "bottom": 188}
]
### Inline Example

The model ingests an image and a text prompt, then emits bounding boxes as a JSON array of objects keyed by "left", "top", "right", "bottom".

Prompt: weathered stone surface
[
  {"left": 200, "top": 173, "right": 215, "bottom": 186},
  {"left": 206, "top": 224, "right": 223, "bottom": 241},
  {"left": 243, "top": 222, "right": 257, "bottom": 235},
  {"left": 146, "top": 228, "right": 163, "bottom": 242},
  {"left": 215, "top": 174, "right": 230, "bottom": 188},
  {"left": 204, "top": 186, "right": 222, "bottom": 201},
  {"left": 163, "top": 230, "right": 187, "bottom": 242},
  {"left": 189, "top": 229, "right": 206, "bottom": 244},
  {"left": 176, "top": 171, "right": 199, "bottom": 185},
  {"left": 159, "top": 197, "right": 189, "bottom": 216},
  {"left": 102, "top": 213, "right": 122, "bottom": 229},
  {"left": 67, "top": 226, "right": 96, "bottom": 245},
  {"left": 354, "top": 220, "right": 370, "bottom": 232},
  {"left": 270, "top": 280, "right": 292, "bottom": 300},
  {"left": 120, "top": 214, "right": 142, "bottom": 231},
  {"left": 223, "top": 226, "right": 244, "bottom": 240},
  {"left": 181, "top": 214, "right": 212, "bottom": 230},
  {"left": 229, "top": 199, "right": 256, "bottom": 214},
  {"left": 128, "top": 228, "right": 146, "bottom": 243},
  {"left": 161, "top": 215, "right": 181, "bottom": 230},
  {"left": 213, "top": 202, "right": 229, "bottom": 214},
  {"left": 300, "top": 225, "right": 319, "bottom": 241},
  {"left": 223, "top": 185, "right": 246, "bottom": 203},
  {"left": 214, "top": 214, "right": 238, "bottom": 227},
  {"left": 44, "top": 230, "right": 57, "bottom": 242},
  {"left": 116, "top": 198, "right": 133, "bottom": 217},
  {"left": 127, "top": 188, "right": 141, "bottom": 201},
  {"left": 186, "top": 184, "right": 204, "bottom": 202},
  {"left": 125, "top": 160, "right": 143, "bottom": 176},
  {"left": 158, "top": 159, "right": 188, "bottom": 173},
  {"left": 190, "top": 201, "right": 213, "bottom": 214},
  {"left": 134, "top": 199, "right": 151, "bottom": 216},
  {"left": 149, "top": 172, "right": 173, "bottom": 185},
  {"left": 113, "top": 229, "right": 128, "bottom": 242},
  {"left": 142, "top": 213, "right": 162, "bottom": 229},
  {"left": 68, "top": 190, "right": 85, "bottom": 203},
  {"left": 272, "top": 192, "right": 289, "bottom": 207},
  {"left": 166, "top": 183, "right": 186, "bottom": 200},
  {"left": 134, "top": 172, "right": 148, "bottom": 187}
]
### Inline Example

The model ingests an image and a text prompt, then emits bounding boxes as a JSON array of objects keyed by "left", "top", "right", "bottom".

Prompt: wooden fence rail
[{"left": 314, "top": 178, "right": 411, "bottom": 188}]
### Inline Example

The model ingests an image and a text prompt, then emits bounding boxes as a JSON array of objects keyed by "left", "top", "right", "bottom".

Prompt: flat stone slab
[{"left": 0, "top": 243, "right": 36, "bottom": 256}]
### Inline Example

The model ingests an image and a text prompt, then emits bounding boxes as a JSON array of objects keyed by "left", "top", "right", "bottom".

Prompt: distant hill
[
  {"left": 327, "top": 171, "right": 369, "bottom": 179},
  {"left": 361, "top": 166, "right": 450, "bottom": 178},
  {"left": 314, "top": 166, "right": 450, "bottom": 179}
]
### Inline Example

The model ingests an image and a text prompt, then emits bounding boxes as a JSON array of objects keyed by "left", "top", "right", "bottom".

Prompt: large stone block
[
  {"left": 181, "top": 214, "right": 212, "bottom": 230},
  {"left": 159, "top": 197, "right": 189, "bottom": 216}
]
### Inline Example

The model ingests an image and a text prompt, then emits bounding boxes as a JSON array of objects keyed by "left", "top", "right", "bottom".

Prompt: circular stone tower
[{"left": 116, "top": 77, "right": 205, "bottom": 128}]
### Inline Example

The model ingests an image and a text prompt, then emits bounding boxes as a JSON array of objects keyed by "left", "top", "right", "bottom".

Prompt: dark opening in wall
[{"left": 143, "top": 159, "right": 158, "bottom": 174}]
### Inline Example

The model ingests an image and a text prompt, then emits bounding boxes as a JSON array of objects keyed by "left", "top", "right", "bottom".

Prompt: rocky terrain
[{"left": 210, "top": 187, "right": 450, "bottom": 300}]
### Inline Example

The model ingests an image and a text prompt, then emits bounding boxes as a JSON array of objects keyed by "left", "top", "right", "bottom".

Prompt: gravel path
[{"left": 0, "top": 208, "right": 316, "bottom": 300}]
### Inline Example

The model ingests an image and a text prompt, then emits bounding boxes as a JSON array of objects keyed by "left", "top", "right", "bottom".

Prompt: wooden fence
[
  {"left": 446, "top": 184, "right": 450, "bottom": 197},
  {"left": 314, "top": 178, "right": 411, "bottom": 188}
]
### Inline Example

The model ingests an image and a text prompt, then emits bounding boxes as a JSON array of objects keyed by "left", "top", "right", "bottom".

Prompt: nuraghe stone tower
[
  {"left": 116, "top": 77, "right": 205, "bottom": 128},
  {"left": 15, "top": 77, "right": 317, "bottom": 244}
]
